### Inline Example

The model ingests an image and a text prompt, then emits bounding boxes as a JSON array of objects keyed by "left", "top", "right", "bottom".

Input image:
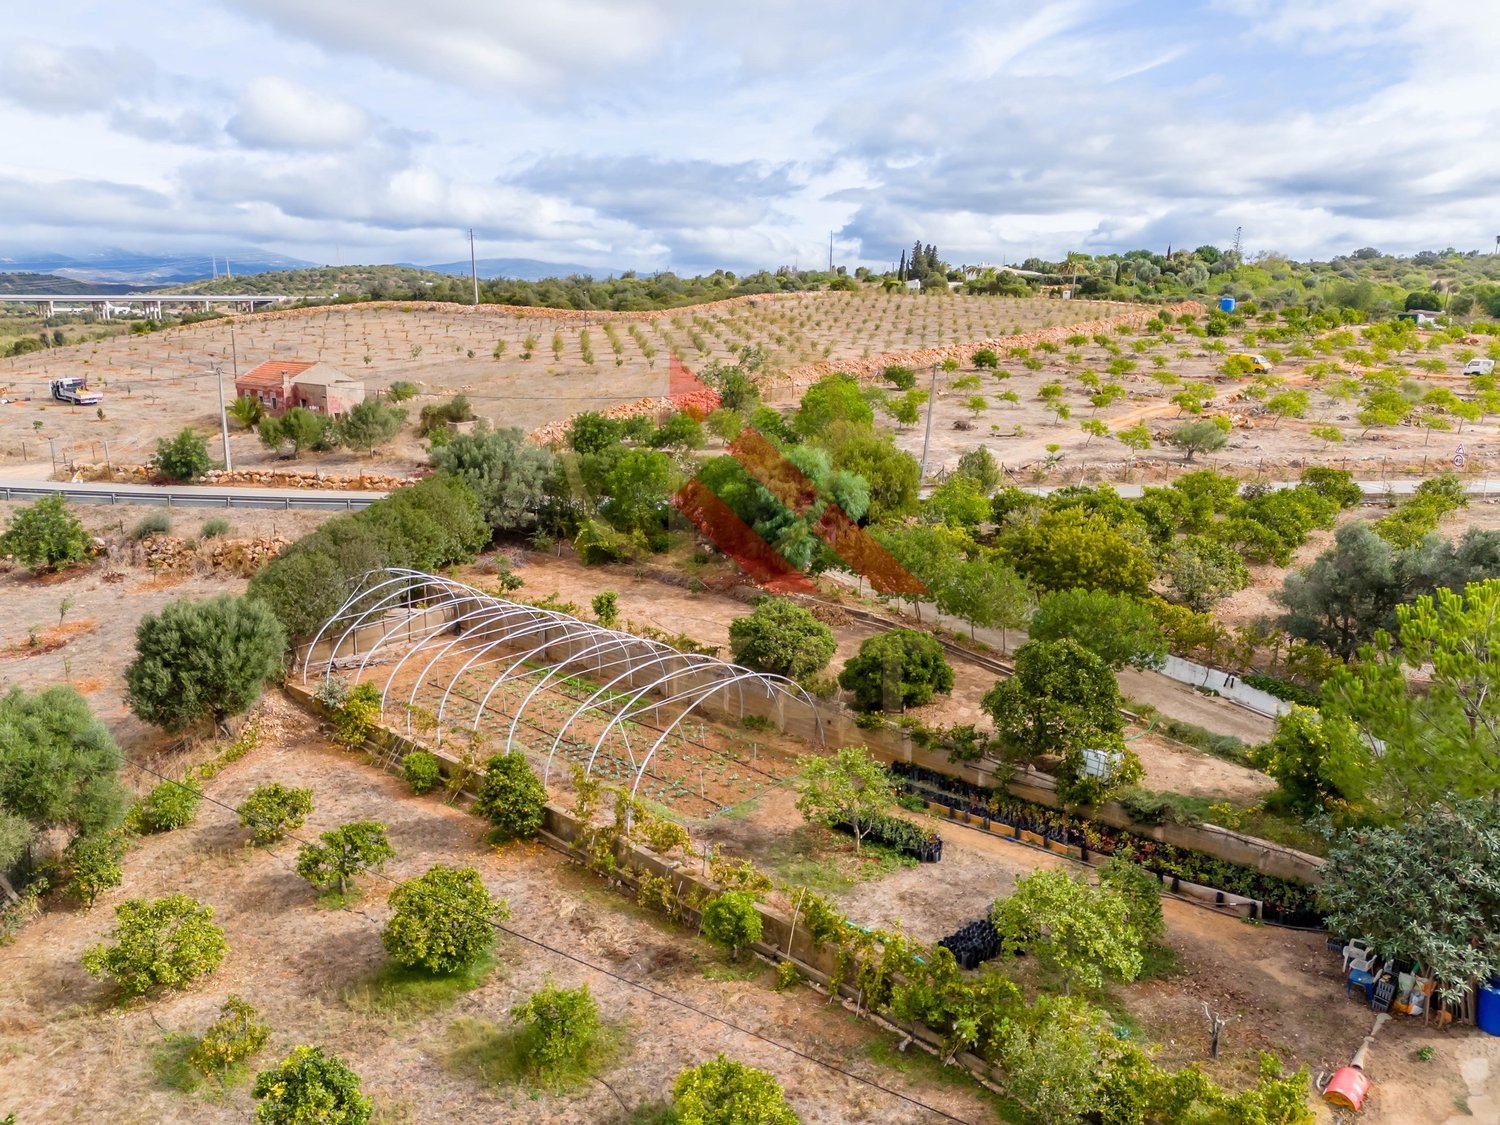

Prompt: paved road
[{"left": 0, "top": 478, "right": 388, "bottom": 511}]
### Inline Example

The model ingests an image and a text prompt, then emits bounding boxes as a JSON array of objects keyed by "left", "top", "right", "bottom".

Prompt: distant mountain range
[
  {"left": 0, "top": 247, "right": 625, "bottom": 290},
  {"left": 0, "top": 248, "right": 317, "bottom": 286}
]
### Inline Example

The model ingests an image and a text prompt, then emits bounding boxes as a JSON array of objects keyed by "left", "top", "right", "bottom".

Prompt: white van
[{"left": 1464, "top": 358, "right": 1495, "bottom": 376}]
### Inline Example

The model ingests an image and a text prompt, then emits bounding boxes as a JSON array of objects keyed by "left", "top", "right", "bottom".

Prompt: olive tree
[
  {"left": 0, "top": 685, "right": 128, "bottom": 892},
  {"left": 124, "top": 595, "right": 286, "bottom": 733}
]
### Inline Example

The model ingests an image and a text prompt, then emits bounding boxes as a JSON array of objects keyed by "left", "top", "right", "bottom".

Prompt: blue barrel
[
  {"left": 1479, "top": 982, "right": 1500, "bottom": 1036},
  {"left": 1219, "top": 297, "right": 1237, "bottom": 313}
]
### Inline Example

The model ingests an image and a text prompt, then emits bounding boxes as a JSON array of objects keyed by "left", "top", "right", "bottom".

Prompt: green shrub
[
  {"left": 701, "top": 890, "right": 763, "bottom": 960},
  {"left": 152, "top": 428, "right": 212, "bottom": 482},
  {"left": 402, "top": 750, "right": 442, "bottom": 795},
  {"left": 838, "top": 629, "right": 954, "bottom": 712},
  {"left": 0, "top": 495, "right": 93, "bottom": 572},
  {"left": 381, "top": 864, "right": 509, "bottom": 974},
  {"left": 82, "top": 894, "right": 228, "bottom": 997},
  {"left": 472, "top": 751, "right": 547, "bottom": 841},
  {"left": 200, "top": 517, "right": 231, "bottom": 539},
  {"left": 511, "top": 980, "right": 601, "bottom": 1087},
  {"left": 236, "top": 783, "right": 314, "bottom": 845},
  {"left": 130, "top": 511, "right": 173, "bottom": 540},
  {"left": 138, "top": 779, "right": 202, "bottom": 832},
  {"left": 728, "top": 598, "right": 836, "bottom": 682},
  {"left": 252, "top": 1045, "right": 371, "bottom": 1125}
]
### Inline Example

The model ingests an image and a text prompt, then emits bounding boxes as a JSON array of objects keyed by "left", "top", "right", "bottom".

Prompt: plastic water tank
[
  {"left": 1478, "top": 981, "right": 1500, "bottom": 1036},
  {"left": 1219, "top": 297, "right": 1237, "bottom": 313}
]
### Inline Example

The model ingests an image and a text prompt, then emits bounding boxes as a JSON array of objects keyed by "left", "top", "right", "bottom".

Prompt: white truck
[{"left": 50, "top": 377, "right": 102, "bottom": 406}]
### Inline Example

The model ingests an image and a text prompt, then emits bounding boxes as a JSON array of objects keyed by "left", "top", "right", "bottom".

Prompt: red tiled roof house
[{"left": 233, "top": 360, "right": 365, "bottom": 418}]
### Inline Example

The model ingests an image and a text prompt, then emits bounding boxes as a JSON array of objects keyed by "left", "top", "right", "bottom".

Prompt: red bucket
[{"left": 1324, "top": 1066, "right": 1371, "bottom": 1111}]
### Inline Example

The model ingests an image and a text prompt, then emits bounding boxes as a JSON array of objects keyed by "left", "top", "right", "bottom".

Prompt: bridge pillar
[
  {"left": 145, "top": 300, "right": 163, "bottom": 320},
  {"left": 42, "top": 300, "right": 54, "bottom": 318},
  {"left": 92, "top": 301, "right": 111, "bottom": 321}
]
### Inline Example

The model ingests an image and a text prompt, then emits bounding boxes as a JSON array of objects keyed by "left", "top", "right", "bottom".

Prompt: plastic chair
[
  {"left": 1345, "top": 948, "right": 1378, "bottom": 979},
  {"left": 1347, "top": 969, "right": 1377, "bottom": 1003},
  {"left": 1341, "top": 939, "right": 1371, "bottom": 976}
]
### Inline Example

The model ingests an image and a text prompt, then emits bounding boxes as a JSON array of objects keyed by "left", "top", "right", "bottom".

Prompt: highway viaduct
[{"left": 0, "top": 293, "right": 291, "bottom": 319}]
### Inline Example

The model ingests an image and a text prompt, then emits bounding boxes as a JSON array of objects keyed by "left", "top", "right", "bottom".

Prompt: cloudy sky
[{"left": 2, "top": 1, "right": 1496, "bottom": 274}]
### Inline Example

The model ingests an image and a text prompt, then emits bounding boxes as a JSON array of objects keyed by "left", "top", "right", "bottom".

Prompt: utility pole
[
  {"left": 469, "top": 229, "right": 479, "bottom": 306},
  {"left": 828, "top": 231, "right": 834, "bottom": 272},
  {"left": 918, "top": 362, "right": 939, "bottom": 482},
  {"left": 214, "top": 364, "right": 232, "bottom": 470}
]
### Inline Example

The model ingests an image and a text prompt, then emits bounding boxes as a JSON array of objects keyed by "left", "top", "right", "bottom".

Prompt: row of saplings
[{"left": 68, "top": 758, "right": 802, "bottom": 1125}]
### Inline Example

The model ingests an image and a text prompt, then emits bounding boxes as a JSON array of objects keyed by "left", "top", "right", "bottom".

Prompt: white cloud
[
  {"left": 224, "top": 0, "right": 669, "bottom": 96},
  {"left": 0, "top": 41, "right": 154, "bottom": 113},
  {"left": 226, "top": 76, "right": 372, "bottom": 150}
]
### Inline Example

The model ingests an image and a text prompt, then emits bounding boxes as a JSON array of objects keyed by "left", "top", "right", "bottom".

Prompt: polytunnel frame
[{"left": 300, "top": 568, "right": 825, "bottom": 807}]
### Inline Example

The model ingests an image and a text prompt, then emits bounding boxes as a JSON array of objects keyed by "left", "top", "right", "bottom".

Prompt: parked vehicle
[
  {"left": 50, "top": 377, "right": 102, "bottom": 406},
  {"left": 1230, "top": 353, "right": 1273, "bottom": 374},
  {"left": 1464, "top": 358, "right": 1495, "bottom": 376}
]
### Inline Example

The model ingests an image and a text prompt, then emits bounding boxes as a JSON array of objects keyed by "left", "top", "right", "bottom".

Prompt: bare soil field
[
  {"left": 0, "top": 501, "right": 331, "bottom": 759},
  {"left": 890, "top": 323, "right": 1500, "bottom": 485},
  {"left": 4, "top": 293, "right": 1496, "bottom": 503},
  {"left": 0, "top": 293, "right": 1125, "bottom": 471}
]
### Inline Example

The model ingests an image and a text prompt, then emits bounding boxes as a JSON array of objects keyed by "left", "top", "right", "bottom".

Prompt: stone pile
[{"left": 67, "top": 465, "right": 413, "bottom": 491}]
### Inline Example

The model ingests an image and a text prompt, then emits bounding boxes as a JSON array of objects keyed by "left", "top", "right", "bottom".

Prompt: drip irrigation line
[{"left": 119, "top": 756, "right": 980, "bottom": 1125}]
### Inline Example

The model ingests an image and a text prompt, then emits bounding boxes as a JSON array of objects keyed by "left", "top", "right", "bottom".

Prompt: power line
[{"left": 121, "top": 755, "right": 979, "bottom": 1124}]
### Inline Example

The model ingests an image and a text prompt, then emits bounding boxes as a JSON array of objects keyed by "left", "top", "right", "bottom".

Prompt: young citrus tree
[
  {"left": 381, "top": 864, "right": 509, "bottom": 974},
  {"left": 82, "top": 894, "right": 228, "bottom": 997},
  {"left": 701, "top": 891, "right": 763, "bottom": 961},
  {"left": 511, "top": 979, "right": 602, "bottom": 1088},
  {"left": 236, "top": 783, "right": 314, "bottom": 846},
  {"left": 187, "top": 995, "right": 271, "bottom": 1082},
  {"left": 472, "top": 752, "right": 547, "bottom": 841},
  {"left": 673, "top": 1055, "right": 800, "bottom": 1125},
  {"left": 252, "top": 1046, "right": 371, "bottom": 1125},
  {"left": 295, "top": 821, "right": 394, "bottom": 897}
]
